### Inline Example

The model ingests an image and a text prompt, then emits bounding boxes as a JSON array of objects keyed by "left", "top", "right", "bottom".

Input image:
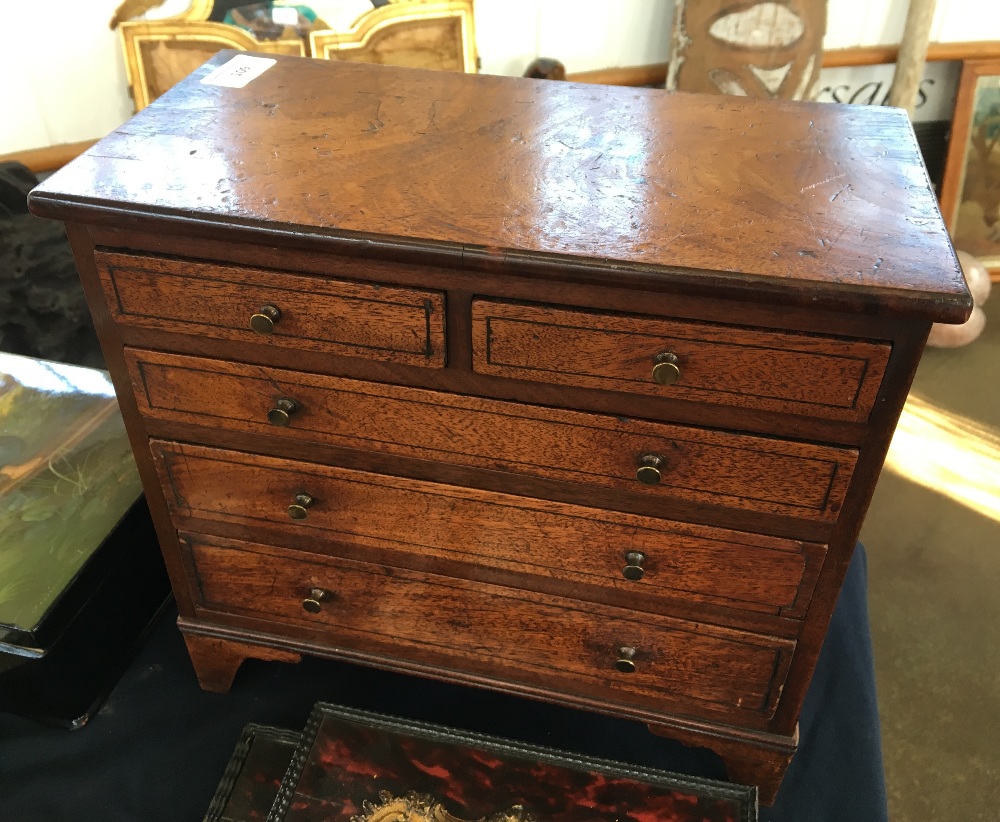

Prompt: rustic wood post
[{"left": 887, "top": 0, "right": 938, "bottom": 114}]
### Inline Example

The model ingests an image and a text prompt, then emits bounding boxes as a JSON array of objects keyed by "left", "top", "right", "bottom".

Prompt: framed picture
[
  {"left": 939, "top": 58, "right": 1000, "bottom": 276},
  {"left": 0, "top": 354, "right": 143, "bottom": 647}
]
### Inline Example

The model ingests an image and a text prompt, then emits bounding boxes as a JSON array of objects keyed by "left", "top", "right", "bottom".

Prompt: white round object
[
  {"left": 927, "top": 305, "right": 986, "bottom": 348},
  {"left": 957, "top": 250, "right": 991, "bottom": 306}
]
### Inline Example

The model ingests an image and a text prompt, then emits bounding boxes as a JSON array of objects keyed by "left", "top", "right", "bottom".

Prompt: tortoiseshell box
[
  {"left": 265, "top": 704, "right": 757, "bottom": 822},
  {"left": 206, "top": 723, "right": 302, "bottom": 822}
]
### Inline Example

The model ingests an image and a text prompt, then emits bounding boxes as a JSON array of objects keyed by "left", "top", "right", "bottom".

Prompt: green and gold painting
[{"left": 0, "top": 354, "right": 141, "bottom": 643}]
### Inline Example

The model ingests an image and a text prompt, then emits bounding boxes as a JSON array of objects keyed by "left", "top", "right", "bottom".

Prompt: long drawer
[
  {"left": 472, "top": 299, "right": 891, "bottom": 422},
  {"left": 184, "top": 533, "right": 795, "bottom": 721},
  {"left": 129, "top": 349, "right": 856, "bottom": 523},
  {"left": 95, "top": 251, "right": 446, "bottom": 367},
  {"left": 152, "top": 441, "right": 825, "bottom": 618}
]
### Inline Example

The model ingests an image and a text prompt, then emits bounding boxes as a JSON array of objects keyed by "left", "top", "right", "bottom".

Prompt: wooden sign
[{"left": 667, "top": 0, "right": 827, "bottom": 99}]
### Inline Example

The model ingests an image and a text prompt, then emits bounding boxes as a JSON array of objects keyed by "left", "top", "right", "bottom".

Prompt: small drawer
[
  {"left": 153, "top": 441, "right": 826, "bottom": 619},
  {"left": 130, "top": 349, "right": 857, "bottom": 523},
  {"left": 184, "top": 534, "right": 795, "bottom": 721},
  {"left": 471, "top": 299, "right": 891, "bottom": 422},
  {"left": 95, "top": 251, "right": 446, "bottom": 367}
]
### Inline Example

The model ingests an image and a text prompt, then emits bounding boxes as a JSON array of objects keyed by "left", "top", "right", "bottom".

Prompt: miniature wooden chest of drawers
[{"left": 29, "top": 51, "right": 971, "bottom": 803}]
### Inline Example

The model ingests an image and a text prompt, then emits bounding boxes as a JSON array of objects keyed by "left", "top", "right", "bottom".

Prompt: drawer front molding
[
  {"left": 128, "top": 349, "right": 857, "bottom": 523},
  {"left": 96, "top": 251, "right": 446, "bottom": 367},
  {"left": 472, "top": 300, "right": 891, "bottom": 422},
  {"left": 185, "top": 534, "right": 795, "bottom": 720},
  {"left": 153, "top": 440, "right": 826, "bottom": 618}
]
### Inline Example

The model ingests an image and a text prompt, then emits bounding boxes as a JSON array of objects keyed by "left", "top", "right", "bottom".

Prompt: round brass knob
[
  {"left": 615, "top": 646, "right": 637, "bottom": 674},
  {"left": 287, "top": 492, "right": 314, "bottom": 520},
  {"left": 651, "top": 352, "right": 680, "bottom": 386},
  {"left": 635, "top": 454, "right": 664, "bottom": 485},
  {"left": 622, "top": 551, "right": 646, "bottom": 581},
  {"left": 302, "top": 587, "right": 330, "bottom": 613},
  {"left": 267, "top": 397, "right": 299, "bottom": 427},
  {"left": 250, "top": 304, "right": 282, "bottom": 334}
]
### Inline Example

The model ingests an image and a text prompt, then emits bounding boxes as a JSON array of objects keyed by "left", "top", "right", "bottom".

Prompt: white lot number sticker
[
  {"left": 271, "top": 6, "right": 299, "bottom": 26},
  {"left": 201, "top": 55, "right": 276, "bottom": 89}
]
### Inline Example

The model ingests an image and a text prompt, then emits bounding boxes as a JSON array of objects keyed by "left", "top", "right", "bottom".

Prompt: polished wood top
[{"left": 31, "top": 51, "right": 970, "bottom": 321}]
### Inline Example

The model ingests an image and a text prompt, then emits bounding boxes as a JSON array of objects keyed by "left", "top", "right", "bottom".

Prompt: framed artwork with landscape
[{"left": 939, "top": 58, "right": 1000, "bottom": 276}]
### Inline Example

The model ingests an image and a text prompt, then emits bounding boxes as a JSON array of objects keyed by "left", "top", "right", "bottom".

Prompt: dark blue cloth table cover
[{"left": 0, "top": 543, "right": 887, "bottom": 822}]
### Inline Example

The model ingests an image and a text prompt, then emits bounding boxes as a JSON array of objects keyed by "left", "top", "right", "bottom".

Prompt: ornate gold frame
[
  {"left": 117, "top": 1, "right": 476, "bottom": 112},
  {"left": 310, "top": 1, "right": 477, "bottom": 73},
  {"left": 356, "top": 792, "right": 532, "bottom": 822},
  {"left": 118, "top": 2, "right": 306, "bottom": 112}
]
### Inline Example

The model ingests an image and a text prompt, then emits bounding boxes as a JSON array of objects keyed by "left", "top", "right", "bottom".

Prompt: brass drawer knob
[
  {"left": 302, "top": 587, "right": 331, "bottom": 614},
  {"left": 267, "top": 397, "right": 299, "bottom": 427},
  {"left": 250, "top": 304, "right": 282, "bottom": 334},
  {"left": 651, "top": 352, "right": 680, "bottom": 386},
  {"left": 622, "top": 551, "right": 646, "bottom": 581},
  {"left": 615, "top": 646, "right": 637, "bottom": 674},
  {"left": 635, "top": 454, "right": 664, "bottom": 485},
  {"left": 287, "top": 492, "right": 315, "bottom": 520}
]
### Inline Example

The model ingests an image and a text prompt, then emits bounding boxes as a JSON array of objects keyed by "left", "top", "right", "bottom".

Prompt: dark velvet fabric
[{"left": 0, "top": 543, "right": 887, "bottom": 822}]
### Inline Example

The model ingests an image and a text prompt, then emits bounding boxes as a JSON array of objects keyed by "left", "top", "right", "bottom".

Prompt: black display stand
[{"left": 0, "top": 544, "right": 887, "bottom": 822}]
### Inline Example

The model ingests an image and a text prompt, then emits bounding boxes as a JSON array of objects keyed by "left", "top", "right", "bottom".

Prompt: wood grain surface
[
  {"left": 30, "top": 51, "right": 970, "bottom": 323},
  {"left": 182, "top": 632, "right": 301, "bottom": 694},
  {"left": 473, "top": 299, "right": 891, "bottom": 422},
  {"left": 88, "top": 225, "right": 914, "bottom": 447},
  {"left": 151, "top": 440, "right": 825, "bottom": 618},
  {"left": 129, "top": 349, "right": 856, "bottom": 523},
  {"left": 95, "top": 251, "right": 446, "bottom": 367},
  {"left": 29, "top": 52, "right": 969, "bottom": 806},
  {"left": 185, "top": 534, "right": 794, "bottom": 720}
]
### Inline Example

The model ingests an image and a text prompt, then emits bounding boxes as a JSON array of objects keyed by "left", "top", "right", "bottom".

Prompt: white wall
[
  {"left": 825, "top": 0, "right": 999, "bottom": 47},
  {"left": 2, "top": 0, "right": 998, "bottom": 156},
  {"left": 0, "top": 0, "right": 133, "bottom": 156},
  {"left": 474, "top": 0, "right": 674, "bottom": 76}
]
